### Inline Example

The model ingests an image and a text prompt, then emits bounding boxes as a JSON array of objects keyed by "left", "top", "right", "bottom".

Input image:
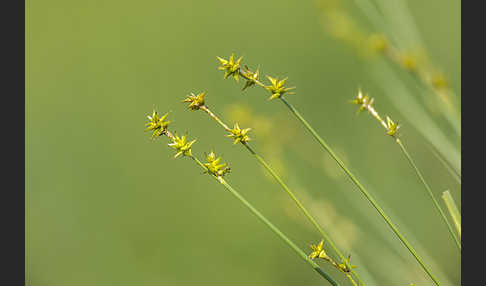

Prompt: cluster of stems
[
  {"left": 145, "top": 111, "right": 341, "bottom": 285},
  {"left": 215, "top": 53, "right": 445, "bottom": 286},
  {"left": 183, "top": 91, "right": 362, "bottom": 285}
]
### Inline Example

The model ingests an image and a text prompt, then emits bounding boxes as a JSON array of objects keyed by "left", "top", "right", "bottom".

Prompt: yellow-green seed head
[
  {"left": 226, "top": 122, "right": 251, "bottom": 144},
  {"left": 265, "top": 76, "right": 295, "bottom": 100},
  {"left": 351, "top": 89, "right": 374, "bottom": 114},
  {"left": 145, "top": 110, "right": 170, "bottom": 138},
  {"left": 386, "top": 116, "right": 400, "bottom": 137},
  {"left": 203, "top": 150, "right": 231, "bottom": 177},
  {"left": 183, "top": 92, "right": 206, "bottom": 110},
  {"left": 309, "top": 240, "right": 330, "bottom": 260},
  {"left": 168, "top": 132, "right": 196, "bottom": 158},
  {"left": 217, "top": 53, "right": 243, "bottom": 81},
  {"left": 241, "top": 66, "right": 260, "bottom": 91},
  {"left": 337, "top": 255, "right": 357, "bottom": 273}
]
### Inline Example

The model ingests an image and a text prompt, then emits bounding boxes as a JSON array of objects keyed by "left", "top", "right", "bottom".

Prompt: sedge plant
[
  {"left": 144, "top": 109, "right": 341, "bottom": 286},
  {"left": 182, "top": 91, "right": 363, "bottom": 286},
  {"left": 215, "top": 53, "right": 442, "bottom": 286}
]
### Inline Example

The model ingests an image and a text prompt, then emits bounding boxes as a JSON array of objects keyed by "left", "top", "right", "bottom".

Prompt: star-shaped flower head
[
  {"left": 168, "top": 132, "right": 196, "bottom": 158},
  {"left": 226, "top": 122, "right": 251, "bottom": 144},
  {"left": 183, "top": 92, "right": 206, "bottom": 110},
  {"left": 265, "top": 76, "right": 296, "bottom": 100},
  {"left": 241, "top": 65, "right": 260, "bottom": 91},
  {"left": 145, "top": 110, "right": 170, "bottom": 139},
  {"left": 351, "top": 89, "right": 374, "bottom": 114},
  {"left": 309, "top": 240, "right": 330, "bottom": 260},
  {"left": 204, "top": 150, "right": 231, "bottom": 177},
  {"left": 217, "top": 53, "right": 243, "bottom": 81},
  {"left": 337, "top": 255, "right": 358, "bottom": 273},
  {"left": 386, "top": 116, "right": 400, "bottom": 137}
]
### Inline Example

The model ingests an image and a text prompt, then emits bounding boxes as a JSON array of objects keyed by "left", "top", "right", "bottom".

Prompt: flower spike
[
  {"left": 145, "top": 110, "right": 170, "bottom": 139},
  {"left": 309, "top": 240, "right": 331, "bottom": 260},
  {"left": 337, "top": 255, "right": 358, "bottom": 273},
  {"left": 241, "top": 65, "right": 260, "bottom": 91},
  {"left": 217, "top": 53, "right": 243, "bottom": 81},
  {"left": 168, "top": 132, "right": 196, "bottom": 158},
  {"left": 265, "top": 76, "right": 295, "bottom": 100},
  {"left": 203, "top": 150, "right": 231, "bottom": 177},
  {"left": 183, "top": 92, "right": 206, "bottom": 110},
  {"left": 226, "top": 122, "right": 251, "bottom": 144},
  {"left": 386, "top": 116, "right": 400, "bottom": 137}
]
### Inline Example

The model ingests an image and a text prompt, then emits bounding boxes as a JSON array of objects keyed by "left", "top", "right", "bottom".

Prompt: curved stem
[
  {"left": 279, "top": 97, "right": 441, "bottom": 286},
  {"left": 397, "top": 139, "right": 461, "bottom": 250}
]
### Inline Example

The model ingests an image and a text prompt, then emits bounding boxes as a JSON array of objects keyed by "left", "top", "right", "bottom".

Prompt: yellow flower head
[
  {"left": 386, "top": 116, "right": 400, "bottom": 137},
  {"left": 227, "top": 122, "right": 251, "bottom": 144},
  {"left": 265, "top": 76, "right": 296, "bottom": 100},
  {"left": 241, "top": 65, "right": 260, "bottom": 91},
  {"left": 145, "top": 110, "right": 170, "bottom": 138},
  {"left": 183, "top": 92, "right": 206, "bottom": 110},
  {"left": 168, "top": 132, "right": 196, "bottom": 158},
  {"left": 309, "top": 240, "right": 330, "bottom": 260},
  {"left": 351, "top": 89, "right": 374, "bottom": 114},
  {"left": 217, "top": 53, "right": 243, "bottom": 81},
  {"left": 337, "top": 255, "right": 358, "bottom": 273},
  {"left": 204, "top": 150, "right": 231, "bottom": 177}
]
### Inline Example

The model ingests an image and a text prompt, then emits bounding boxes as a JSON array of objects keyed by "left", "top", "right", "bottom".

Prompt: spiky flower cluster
[
  {"left": 337, "top": 255, "right": 358, "bottom": 273},
  {"left": 309, "top": 240, "right": 331, "bottom": 260},
  {"left": 351, "top": 89, "right": 374, "bottom": 114},
  {"left": 217, "top": 53, "right": 242, "bottom": 81},
  {"left": 183, "top": 92, "right": 206, "bottom": 110},
  {"left": 145, "top": 110, "right": 170, "bottom": 138},
  {"left": 241, "top": 65, "right": 260, "bottom": 91},
  {"left": 265, "top": 76, "right": 296, "bottom": 100},
  {"left": 227, "top": 122, "right": 251, "bottom": 144},
  {"left": 386, "top": 116, "right": 400, "bottom": 137},
  {"left": 168, "top": 132, "right": 196, "bottom": 158},
  {"left": 216, "top": 53, "right": 296, "bottom": 99},
  {"left": 204, "top": 150, "right": 231, "bottom": 177}
]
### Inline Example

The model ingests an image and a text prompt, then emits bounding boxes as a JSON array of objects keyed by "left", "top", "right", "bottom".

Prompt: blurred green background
[{"left": 26, "top": 0, "right": 460, "bottom": 285}]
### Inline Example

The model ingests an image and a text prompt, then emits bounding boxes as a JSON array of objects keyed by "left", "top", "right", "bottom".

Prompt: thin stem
[
  {"left": 396, "top": 139, "right": 461, "bottom": 250},
  {"left": 199, "top": 104, "right": 363, "bottom": 285},
  {"left": 442, "top": 190, "right": 461, "bottom": 240},
  {"left": 188, "top": 156, "right": 341, "bottom": 286},
  {"left": 279, "top": 97, "right": 441, "bottom": 286}
]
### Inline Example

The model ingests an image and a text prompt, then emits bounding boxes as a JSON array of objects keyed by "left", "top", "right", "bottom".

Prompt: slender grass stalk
[
  {"left": 350, "top": 91, "right": 460, "bottom": 250},
  {"left": 442, "top": 190, "right": 461, "bottom": 240},
  {"left": 182, "top": 150, "right": 341, "bottom": 285},
  {"left": 278, "top": 97, "right": 441, "bottom": 286},
  {"left": 195, "top": 103, "right": 363, "bottom": 286},
  {"left": 396, "top": 139, "right": 461, "bottom": 250}
]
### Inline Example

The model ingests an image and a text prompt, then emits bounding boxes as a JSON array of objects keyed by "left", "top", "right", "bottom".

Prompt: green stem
[
  {"left": 396, "top": 139, "right": 461, "bottom": 250},
  {"left": 279, "top": 97, "right": 441, "bottom": 286},
  {"left": 243, "top": 143, "right": 364, "bottom": 286},
  {"left": 189, "top": 156, "right": 341, "bottom": 286},
  {"left": 441, "top": 190, "right": 461, "bottom": 240}
]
